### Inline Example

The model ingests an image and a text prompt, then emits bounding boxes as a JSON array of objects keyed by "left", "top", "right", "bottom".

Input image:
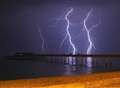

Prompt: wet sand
[{"left": 0, "top": 71, "right": 120, "bottom": 88}]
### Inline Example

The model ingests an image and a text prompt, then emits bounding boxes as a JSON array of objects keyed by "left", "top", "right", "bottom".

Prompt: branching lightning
[
  {"left": 59, "top": 33, "right": 68, "bottom": 48},
  {"left": 61, "top": 8, "right": 77, "bottom": 65},
  {"left": 83, "top": 9, "right": 94, "bottom": 55},
  {"left": 64, "top": 8, "right": 76, "bottom": 55},
  {"left": 38, "top": 27, "right": 45, "bottom": 52},
  {"left": 58, "top": 8, "right": 99, "bottom": 65},
  {"left": 83, "top": 8, "right": 99, "bottom": 67}
]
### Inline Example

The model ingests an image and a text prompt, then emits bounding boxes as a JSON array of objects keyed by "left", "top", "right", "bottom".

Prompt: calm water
[{"left": 0, "top": 57, "right": 120, "bottom": 80}]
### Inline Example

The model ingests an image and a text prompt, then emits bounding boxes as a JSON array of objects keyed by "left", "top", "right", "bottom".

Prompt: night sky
[{"left": 0, "top": 0, "right": 120, "bottom": 56}]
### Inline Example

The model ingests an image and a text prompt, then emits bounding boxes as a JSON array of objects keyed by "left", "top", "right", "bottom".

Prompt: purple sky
[{"left": 0, "top": 0, "right": 120, "bottom": 56}]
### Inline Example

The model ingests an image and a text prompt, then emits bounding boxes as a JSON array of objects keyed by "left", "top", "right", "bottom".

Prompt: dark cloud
[{"left": 0, "top": 0, "right": 119, "bottom": 5}]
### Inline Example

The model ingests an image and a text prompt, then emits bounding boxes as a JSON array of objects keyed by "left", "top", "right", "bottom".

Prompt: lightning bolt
[
  {"left": 63, "top": 8, "right": 77, "bottom": 65},
  {"left": 59, "top": 8, "right": 99, "bottom": 65},
  {"left": 38, "top": 27, "right": 45, "bottom": 53},
  {"left": 65, "top": 8, "right": 77, "bottom": 54},
  {"left": 83, "top": 8, "right": 99, "bottom": 68}
]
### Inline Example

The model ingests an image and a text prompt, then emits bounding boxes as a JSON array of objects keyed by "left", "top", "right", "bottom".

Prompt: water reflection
[
  {"left": 64, "top": 65, "right": 93, "bottom": 75},
  {"left": 0, "top": 56, "right": 120, "bottom": 80},
  {"left": 66, "top": 57, "right": 76, "bottom": 65},
  {"left": 86, "top": 57, "right": 92, "bottom": 68}
]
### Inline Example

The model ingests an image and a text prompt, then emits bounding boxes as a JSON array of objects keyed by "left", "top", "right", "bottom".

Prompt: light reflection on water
[
  {"left": 0, "top": 57, "right": 120, "bottom": 80},
  {"left": 66, "top": 57, "right": 76, "bottom": 65}
]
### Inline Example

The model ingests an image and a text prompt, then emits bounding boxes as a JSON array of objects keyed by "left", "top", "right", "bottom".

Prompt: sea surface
[{"left": 0, "top": 57, "right": 120, "bottom": 80}]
